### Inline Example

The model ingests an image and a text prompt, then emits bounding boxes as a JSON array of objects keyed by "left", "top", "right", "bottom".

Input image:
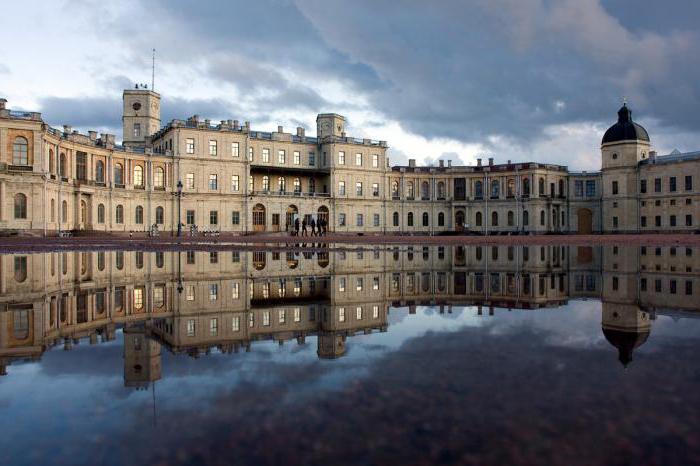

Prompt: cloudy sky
[{"left": 1, "top": 0, "right": 698, "bottom": 170}]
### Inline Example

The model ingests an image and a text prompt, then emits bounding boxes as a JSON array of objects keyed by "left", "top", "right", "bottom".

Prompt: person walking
[
  {"left": 310, "top": 218, "right": 317, "bottom": 236},
  {"left": 294, "top": 218, "right": 300, "bottom": 236},
  {"left": 301, "top": 218, "right": 308, "bottom": 236}
]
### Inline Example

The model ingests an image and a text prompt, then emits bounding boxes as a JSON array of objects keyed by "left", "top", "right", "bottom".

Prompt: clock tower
[
  {"left": 316, "top": 113, "right": 345, "bottom": 139},
  {"left": 122, "top": 86, "right": 161, "bottom": 149}
]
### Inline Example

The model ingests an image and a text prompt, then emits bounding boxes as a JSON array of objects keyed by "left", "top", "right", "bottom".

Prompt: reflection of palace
[{"left": 0, "top": 245, "right": 698, "bottom": 382}]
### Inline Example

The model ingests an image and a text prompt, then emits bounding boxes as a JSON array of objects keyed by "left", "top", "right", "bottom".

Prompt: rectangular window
[
  {"left": 687, "top": 215, "right": 693, "bottom": 227},
  {"left": 585, "top": 180, "right": 596, "bottom": 197},
  {"left": 309, "top": 152, "right": 315, "bottom": 166},
  {"left": 263, "top": 311, "right": 270, "bottom": 327},
  {"left": 231, "top": 142, "right": 239, "bottom": 157},
  {"left": 209, "top": 174, "right": 218, "bottom": 190},
  {"left": 278, "top": 309, "right": 286, "bottom": 324},
  {"left": 209, "top": 283, "right": 218, "bottom": 300},
  {"left": 613, "top": 216, "right": 618, "bottom": 228},
  {"left": 373, "top": 277, "right": 380, "bottom": 290},
  {"left": 338, "top": 181, "right": 346, "bottom": 196},
  {"left": 278, "top": 150, "right": 285, "bottom": 164},
  {"left": 186, "top": 319, "right": 195, "bottom": 336},
  {"left": 356, "top": 182, "right": 363, "bottom": 196},
  {"left": 231, "top": 211, "right": 240, "bottom": 225},
  {"left": 186, "top": 138, "right": 195, "bottom": 154},
  {"left": 262, "top": 148, "right": 270, "bottom": 163},
  {"left": 186, "top": 173, "right": 195, "bottom": 189},
  {"left": 686, "top": 281, "right": 693, "bottom": 295},
  {"left": 670, "top": 176, "right": 677, "bottom": 192},
  {"left": 339, "top": 277, "right": 346, "bottom": 292},
  {"left": 356, "top": 306, "right": 363, "bottom": 320},
  {"left": 356, "top": 153, "right": 362, "bottom": 166},
  {"left": 186, "top": 285, "right": 195, "bottom": 301},
  {"left": 373, "top": 213, "right": 380, "bottom": 227},
  {"left": 373, "top": 305, "right": 379, "bottom": 319},
  {"left": 373, "top": 183, "right": 379, "bottom": 196},
  {"left": 575, "top": 180, "right": 583, "bottom": 197},
  {"left": 338, "top": 151, "right": 345, "bottom": 165},
  {"left": 641, "top": 216, "right": 647, "bottom": 227},
  {"left": 686, "top": 175, "right": 693, "bottom": 191},
  {"left": 655, "top": 215, "right": 661, "bottom": 227},
  {"left": 293, "top": 151, "right": 300, "bottom": 165},
  {"left": 372, "top": 154, "right": 379, "bottom": 168},
  {"left": 294, "top": 308, "right": 301, "bottom": 322},
  {"left": 357, "top": 278, "right": 363, "bottom": 291},
  {"left": 654, "top": 178, "right": 662, "bottom": 192},
  {"left": 231, "top": 175, "right": 239, "bottom": 191},
  {"left": 355, "top": 213, "right": 363, "bottom": 227},
  {"left": 670, "top": 215, "right": 676, "bottom": 227},
  {"left": 248, "top": 147, "right": 253, "bottom": 161},
  {"left": 133, "top": 123, "right": 141, "bottom": 138},
  {"left": 612, "top": 181, "right": 618, "bottom": 195},
  {"left": 339, "top": 213, "right": 346, "bottom": 226},
  {"left": 232, "top": 316, "right": 240, "bottom": 332},
  {"left": 187, "top": 250, "right": 196, "bottom": 264},
  {"left": 640, "top": 179, "right": 647, "bottom": 194},
  {"left": 209, "top": 140, "right": 217, "bottom": 156},
  {"left": 210, "top": 210, "right": 218, "bottom": 225},
  {"left": 76, "top": 152, "right": 87, "bottom": 181},
  {"left": 232, "top": 251, "right": 240, "bottom": 264},
  {"left": 186, "top": 210, "right": 195, "bottom": 225}
]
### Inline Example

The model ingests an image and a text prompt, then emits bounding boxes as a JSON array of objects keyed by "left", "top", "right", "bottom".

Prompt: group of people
[{"left": 290, "top": 216, "right": 327, "bottom": 237}]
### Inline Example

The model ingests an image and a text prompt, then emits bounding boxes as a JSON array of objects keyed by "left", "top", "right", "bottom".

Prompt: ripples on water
[{"left": 0, "top": 244, "right": 699, "bottom": 466}]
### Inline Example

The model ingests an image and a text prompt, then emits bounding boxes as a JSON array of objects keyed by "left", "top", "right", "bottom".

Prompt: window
[
  {"left": 392, "top": 180, "right": 400, "bottom": 198},
  {"left": 186, "top": 210, "right": 195, "bottom": 225},
  {"left": 393, "top": 211, "right": 399, "bottom": 227},
  {"left": 654, "top": 178, "right": 662, "bottom": 193},
  {"left": 356, "top": 182, "right": 363, "bottom": 196},
  {"left": 407, "top": 181, "right": 415, "bottom": 199},
  {"left": 670, "top": 215, "right": 676, "bottom": 227},
  {"left": 338, "top": 181, "right": 346, "bottom": 196},
  {"left": 154, "top": 167, "right": 164, "bottom": 187},
  {"left": 278, "top": 176, "right": 286, "bottom": 192},
  {"left": 187, "top": 250, "right": 196, "bottom": 264},
  {"left": 262, "top": 148, "right": 270, "bottom": 163},
  {"left": 114, "top": 163, "right": 124, "bottom": 185},
  {"left": 76, "top": 152, "right": 87, "bottom": 181},
  {"left": 308, "top": 152, "right": 316, "bottom": 166},
  {"left": 670, "top": 177, "right": 677, "bottom": 192},
  {"left": 475, "top": 212, "right": 482, "bottom": 226},
  {"left": 262, "top": 176, "right": 270, "bottom": 191},
  {"left": 491, "top": 179, "right": 499, "bottom": 198},
  {"left": 612, "top": 180, "right": 618, "bottom": 195},
  {"left": 507, "top": 211, "right": 514, "bottom": 226},
  {"left": 132, "top": 165, "right": 143, "bottom": 187},
  {"left": 373, "top": 213, "right": 380, "bottom": 227},
  {"left": 613, "top": 216, "right": 619, "bottom": 228},
  {"left": 231, "top": 175, "right": 239, "bottom": 192},
  {"left": 687, "top": 215, "right": 693, "bottom": 227},
  {"left": 12, "top": 137, "right": 28, "bottom": 165},
  {"left": 356, "top": 306, "right": 363, "bottom": 320},
  {"left": 278, "top": 149, "right": 286, "bottom": 164},
  {"left": 523, "top": 210, "right": 529, "bottom": 226},
  {"left": 62, "top": 200, "right": 68, "bottom": 222},
  {"left": 339, "top": 213, "right": 346, "bottom": 226},
  {"left": 640, "top": 179, "right": 647, "bottom": 194},
  {"left": 356, "top": 278, "right": 363, "bottom": 291},
  {"left": 474, "top": 180, "right": 483, "bottom": 199},
  {"left": 492, "top": 211, "right": 498, "bottom": 226},
  {"left": 13, "top": 194, "right": 27, "bottom": 219},
  {"left": 232, "top": 316, "right": 240, "bottom": 332},
  {"left": 209, "top": 284, "right": 218, "bottom": 301},
  {"left": 98, "top": 204, "right": 105, "bottom": 223},
  {"left": 115, "top": 205, "right": 124, "bottom": 224},
  {"left": 357, "top": 213, "right": 363, "bottom": 226},
  {"left": 133, "top": 123, "right": 141, "bottom": 138},
  {"left": 210, "top": 210, "right": 218, "bottom": 225},
  {"left": 539, "top": 178, "right": 545, "bottom": 195},
  {"left": 293, "top": 178, "right": 301, "bottom": 193},
  {"left": 540, "top": 210, "right": 545, "bottom": 226},
  {"left": 372, "top": 154, "right": 379, "bottom": 167},
  {"left": 655, "top": 215, "right": 661, "bottom": 227},
  {"left": 437, "top": 181, "right": 446, "bottom": 199},
  {"left": 186, "top": 138, "right": 195, "bottom": 154},
  {"left": 339, "top": 307, "right": 346, "bottom": 322},
  {"left": 339, "top": 277, "right": 346, "bottom": 292},
  {"left": 135, "top": 206, "right": 144, "bottom": 224},
  {"left": 423, "top": 212, "right": 429, "bottom": 226},
  {"left": 438, "top": 212, "right": 445, "bottom": 226},
  {"left": 95, "top": 160, "right": 105, "bottom": 183},
  {"left": 209, "top": 140, "right": 217, "bottom": 156},
  {"left": 13, "top": 256, "right": 27, "bottom": 282},
  {"left": 338, "top": 151, "right": 345, "bottom": 165},
  {"left": 641, "top": 216, "right": 647, "bottom": 227},
  {"left": 248, "top": 147, "right": 253, "bottom": 161},
  {"left": 293, "top": 151, "right": 300, "bottom": 165},
  {"left": 356, "top": 153, "right": 362, "bottom": 166},
  {"left": 186, "top": 173, "right": 195, "bottom": 189},
  {"left": 187, "top": 319, "right": 196, "bottom": 336},
  {"left": 209, "top": 174, "right": 218, "bottom": 190},
  {"left": 408, "top": 212, "right": 414, "bottom": 226},
  {"left": 585, "top": 180, "right": 596, "bottom": 197},
  {"left": 231, "top": 142, "right": 239, "bottom": 157},
  {"left": 231, "top": 211, "right": 240, "bottom": 225},
  {"left": 373, "top": 183, "right": 379, "bottom": 196},
  {"left": 686, "top": 175, "right": 693, "bottom": 191}
]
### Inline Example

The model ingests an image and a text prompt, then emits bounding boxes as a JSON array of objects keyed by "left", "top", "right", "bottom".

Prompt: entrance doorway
[
  {"left": 455, "top": 210, "right": 465, "bottom": 232},
  {"left": 252, "top": 204, "right": 266, "bottom": 232},
  {"left": 577, "top": 208, "right": 593, "bottom": 234}
]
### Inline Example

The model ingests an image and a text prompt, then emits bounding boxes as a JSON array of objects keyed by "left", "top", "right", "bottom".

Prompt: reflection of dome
[
  {"left": 602, "top": 328, "right": 650, "bottom": 367},
  {"left": 602, "top": 104, "right": 649, "bottom": 145}
]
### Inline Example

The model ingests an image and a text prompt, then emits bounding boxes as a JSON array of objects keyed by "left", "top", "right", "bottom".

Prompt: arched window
[
  {"left": 523, "top": 210, "right": 529, "bottom": 226},
  {"left": 293, "top": 177, "right": 301, "bottom": 193},
  {"left": 407, "top": 212, "right": 414, "bottom": 226},
  {"left": 438, "top": 212, "right": 445, "bottom": 226},
  {"left": 50, "top": 199, "right": 56, "bottom": 222},
  {"left": 135, "top": 206, "right": 144, "bottom": 224},
  {"left": 116, "top": 205, "right": 124, "bottom": 224},
  {"left": 507, "top": 179, "right": 515, "bottom": 197},
  {"left": 95, "top": 160, "right": 105, "bottom": 183},
  {"left": 115, "top": 251, "right": 124, "bottom": 270},
  {"left": 309, "top": 178, "right": 315, "bottom": 193},
  {"left": 59, "top": 153, "right": 67, "bottom": 177},
  {"left": 491, "top": 179, "right": 499, "bottom": 198},
  {"left": 475, "top": 211, "right": 483, "bottom": 226},
  {"left": 114, "top": 163, "right": 124, "bottom": 185},
  {"left": 492, "top": 211, "right": 498, "bottom": 226},
  {"left": 539, "top": 177, "right": 545, "bottom": 195},
  {"left": 393, "top": 211, "right": 399, "bottom": 227},
  {"left": 12, "top": 137, "right": 28, "bottom": 165},
  {"left": 62, "top": 200, "right": 68, "bottom": 222},
  {"left": 262, "top": 176, "right": 270, "bottom": 191},
  {"left": 80, "top": 200, "right": 87, "bottom": 223},
  {"left": 475, "top": 180, "right": 483, "bottom": 199},
  {"left": 155, "top": 206, "right": 164, "bottom": 224},
  {"left": 278, "top": 176, "right": 286, "bottom": 192},
  {"left": 437, "top": 181, "right": 446, "bottom": 199},
  {"left": 522, "top": 178, "right": 530, "bottom": 196},
  {"left": 421, "top": 181, "right": 430, "bottom": 200},
  {"left": 422, "top": 212, "right": 429, "bottom": 226},
  {"left": 14, "top": 257, "right": 28, "bottom": 283},
  {"left": 492, "top": 246, "right": 499, "bottom": 260},
  {"left": 154, "top": 167, "right": 164, "bottom": 187},
  {"left": 97, "top": 204, "right": 105, "bottom": 223},
  {"left": 391, "top": 180, "right": 399, "bottom": 197},
  {"left": 49, "top": 149, "right": 55, "bottom": 173},
  {"left": 133, "top": 165, "right": 144, "bottom": 187},
  {"left": 407, "top": 181, "right": 414, "bottom": 199},
  {"left": 476, "top": 246, "right": 483, "bottom": 261},
  {"left": 507, "top": 211, "right": 514, "bottom": 226},
  {"left": 540, "top": 210, "right": 546, "bottom": 226},
  {"left": 14, "top": 194, "right": 27, "bottom": 219}
]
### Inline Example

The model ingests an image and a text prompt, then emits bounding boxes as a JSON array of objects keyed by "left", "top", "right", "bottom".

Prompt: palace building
[{"left": 0, "top": 88, "right": 698, "bottom": 235}]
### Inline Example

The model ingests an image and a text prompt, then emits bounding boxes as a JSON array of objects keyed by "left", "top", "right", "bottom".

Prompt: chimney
[
  {"left": 233, "top": 119, "right": 239, "bottom": 130},
  {"left": 438, "top": 160, "right": 444, "bottom": 168},
  {"left": 408, "top": 159, "right": 416, "bottom": 167},
  {"left": 277, "top": 125, "right": 283, "bottom": 133},
  {"left": 477, "top": 158, "right": 482, "bottom": 167},
  {"left": 488, "top": 157, "right": 494, "bottom": 166},
  {"left": 507, "top": 159, "right": 511, "bottom": 165},
  {"left": 0, "top": 98, "right": 6, "bottom": 109},
  {"left": 448, "top": 160, "right": 452, "bottom": 168},
  {"left": 297, "top": 127, "right": 305, "bottom": 137},
  {"left": 88, "top": 131, "right": 97, "bottom": 141},
  {"left": 63, "top": 125, "right": 72, "bottom": 134},
  {"left": 204, "top": 119, "right": 210, "bottom": 127},
  {"left": 244, "top": 121, "right": 250, "bottom": 130}
]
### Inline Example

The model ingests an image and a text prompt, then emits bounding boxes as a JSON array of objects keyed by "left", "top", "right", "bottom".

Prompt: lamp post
[{"left": 176, "top": 180, "right": 183, "bottom": 237}]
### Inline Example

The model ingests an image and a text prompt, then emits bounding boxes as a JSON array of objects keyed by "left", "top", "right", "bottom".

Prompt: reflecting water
[{"left": 1, "top": 245, "right": 699, "bottom": 465}]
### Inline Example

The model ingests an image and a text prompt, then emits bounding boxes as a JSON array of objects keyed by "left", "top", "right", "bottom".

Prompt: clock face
[{"left": 132, "top": 102, "right": 142, "bottom": 111}]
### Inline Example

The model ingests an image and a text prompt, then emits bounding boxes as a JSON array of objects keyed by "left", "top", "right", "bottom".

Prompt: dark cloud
[{"left": 38, "top": 96, "right": 121, "bottom": 130}]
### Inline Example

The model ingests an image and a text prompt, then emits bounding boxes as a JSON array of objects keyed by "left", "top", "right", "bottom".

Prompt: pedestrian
[
  {"left": 310, "top": 218, "right": 316, "bottom": 236},
  {"left": 301, "top": 218, "right": 307, "bottom": 236},
  {"left": 294, "top": 218, "right": 300, "bottom": 236},
  {"left": 321, "top": 218, "right": 327, "bottom": 236}
]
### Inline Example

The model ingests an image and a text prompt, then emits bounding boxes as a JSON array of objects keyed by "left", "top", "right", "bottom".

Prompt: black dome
[
  {"left": 602, "top": 328, "right": 650, "bottom": 367},
  {"left": 601, "top": 104, "right": 650, "bottom": 145}
]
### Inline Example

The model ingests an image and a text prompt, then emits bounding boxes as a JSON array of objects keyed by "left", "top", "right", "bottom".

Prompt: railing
[
  {"left": 134, "top": 185, "right": 145, "bottom": 190},
  {"left": 253, "top": 190, "right": 330, "bottom": 198},
  {"left": 8, "top": 164, "right": 33, "bottom": 172},
  {"left": 114, "top": 183, "right": 125, "bottom": 189},
  {"left": 94, "top": 181, "right": 106, "bottom": 187},
  {"left": 154, "top": 186, "right": 166, "bottom": 191}
]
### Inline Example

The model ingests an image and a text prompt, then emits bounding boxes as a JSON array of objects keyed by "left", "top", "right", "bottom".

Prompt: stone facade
[{"left": 0, "top": 92, "right": 697, "bottom": 235}]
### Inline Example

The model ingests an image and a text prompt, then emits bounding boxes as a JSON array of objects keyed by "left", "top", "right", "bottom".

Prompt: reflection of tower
[
  {"left": 123, "top": 324, "right": 162, "bottom": 388},
  {"left": 317, "top": 332, "right": 346, "bottom": 359},
  {"left": 601, "top": 304, "right": 651, "bottom": 367}
]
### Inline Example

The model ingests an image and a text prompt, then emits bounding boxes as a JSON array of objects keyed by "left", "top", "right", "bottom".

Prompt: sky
[{"left": 1, "top": 0, "right": 699, "bottom": 170}]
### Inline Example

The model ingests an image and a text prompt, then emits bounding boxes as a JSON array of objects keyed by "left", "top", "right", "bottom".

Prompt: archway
[
  {"left": 455, "top": 210, "right": 465, "bottom": 231},
  {"left": 577, "top": 208, "right": 593, "bottom": 234},
  {"left": 252, "top": 204, "right": 266, "bottom": 232},
  {"left": 317, "top": 206, "right": 329, "bottom": 228},
  {"left": 286, "top": 205, "right": 298, "bottom": 231}
]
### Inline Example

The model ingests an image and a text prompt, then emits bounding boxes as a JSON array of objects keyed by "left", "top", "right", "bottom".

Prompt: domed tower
[
  {"left": 600, "top": 104, "right": 651, "bottom": 233},
  {"left": 601, "top": 304, "right": 651, "bottom": 367}
]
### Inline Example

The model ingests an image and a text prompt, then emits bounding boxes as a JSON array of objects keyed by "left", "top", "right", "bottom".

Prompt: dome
[
  {"left": 602, "top": 328, "right": 650, "bottom": 367},
  {"left": 601, "top": 104, "right": 650, "bottom": 145}
]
